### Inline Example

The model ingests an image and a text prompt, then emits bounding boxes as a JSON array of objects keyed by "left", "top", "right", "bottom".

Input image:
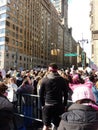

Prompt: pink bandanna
[{"left": 48, "top": 67, "right": 57, "bottom": 72}]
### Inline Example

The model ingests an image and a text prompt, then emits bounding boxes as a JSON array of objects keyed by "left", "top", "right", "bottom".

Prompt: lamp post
[{"left": 78, "top": 34, "right": 88, "bottom": 68}]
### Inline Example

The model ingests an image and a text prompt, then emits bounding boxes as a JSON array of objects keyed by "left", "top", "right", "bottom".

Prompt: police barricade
[
  {"left": 14, "top": 93, "right": 43, "bottom": 130},
  {"left": 14, "top": 93, "right": 73, "bottom": 130}
]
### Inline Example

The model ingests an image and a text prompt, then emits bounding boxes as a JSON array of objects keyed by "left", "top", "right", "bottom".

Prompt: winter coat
[
  {"left": 0, "top": 94, "right": 13, "bottom": 127},
  {"left": 40, "top": 72, "right": 68, "bottom": 107},
  {"left": 58, "top": 103, "right": 98, "bottom": 130},
  {"left": 17, "top": 84, "right": 33, "bottom": 94},
  {"left": 17, "top": 83, "right": 34, "bottom": 106}
]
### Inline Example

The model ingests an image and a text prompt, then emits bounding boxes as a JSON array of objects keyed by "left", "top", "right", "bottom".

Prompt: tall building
[
  {"left": 0, "top": 0, "right": 43, "bottom": 70},
  {"left": 51, "top": 0, "right": 68, "bottom": 27},
  {"left": 0, "top": 0, "right": 78, "bottom": 70},
  {"left": 90, "top": 0, "right": 98, "bottom": 66},
  {"left": 51, "top": 0, "right": 75, "bottom": 67},
  {"left": 0, "top": 0, "right": 67, "bottom": 70}
]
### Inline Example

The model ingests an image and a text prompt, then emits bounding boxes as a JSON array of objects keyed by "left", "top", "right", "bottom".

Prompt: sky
[{"left": 68, "top": 0, "right": 91, "bottom": 58}]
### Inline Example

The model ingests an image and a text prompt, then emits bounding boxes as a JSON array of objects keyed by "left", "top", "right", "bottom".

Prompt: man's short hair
[{"left": 48, "top": 63, "right": 58, "bottom": 71}]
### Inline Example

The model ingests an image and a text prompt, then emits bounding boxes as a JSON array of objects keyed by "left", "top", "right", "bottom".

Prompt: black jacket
[
  {"left": 40, "top": 72, "right": 68, "bottom": 106},
  {"left": 58, "top": 103, "right": 98, "bottom": 130},
  {"left": 0, "top": 94, "right": 13, "bottom": 126}
]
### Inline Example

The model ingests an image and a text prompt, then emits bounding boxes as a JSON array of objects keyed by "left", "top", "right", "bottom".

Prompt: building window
[
  {"left": 0, "top": 37, "right": 5, "bottom": 42},
  {"left": 12, "top": 54, "right": 15, "bottom": 59},
  {"left": 20, "top": 22, "right": 23, "bottom": 26},
  {"left": 12, "top": 32, "right": 15, "bottom": 38},
  {"left": 5, "top": 45, "right": 8, "bottom": 51},
  {"left": 12, "top": 47, "right": 15, "bottom": 51},
  {"left": 6, "top": 21, "right": 10, "bottom": 26},
  {"left": 13, "top": 4, "right": 16, "bottom": 8},
  {"left": 13, "top": 24, "right": 15, "bottom": 30},
  {"left": 20, "top": 15, "right": 23, "bottom": 20},
  {"left": 7, "top": 6, "right": 11, "bottom": 11},
  {"left": 24, "top": 57, "right": 26, "bottom": 61},
  {"left": 16, "top": 41, "right": 18, "bottom": 46},
  {"left": 0, "top": 6, "right": 11, "bottom": 12},
  {"left": 12, "top": 39, "right": 15, "bottom": 45},
  {"left": 0, "top": 13, "right": 6, "bottom": 19},
  {"left": 0, "top": 21, "right": 5, "bottom": 26},
  {"left": 6, "top": 14, "right": 10, "bottom": 19},
  {"left": 0, "top": 6, "right": 7, "bottom": 11},
  {"left": 24, "top": 63, "right": 26, "bottom": 68},
  {"left": 20, "top": 35, "right": 23, "bottom": 40},
  {"left": 0, "top": 45, "right": 4, "bottom": 50},
  {"left": 13, "top": 18, "right": 16, "bottom": 23},
  {"left": 16, "top": 26, "right": 18, "bottom": 32},
  {"left": 5, "top": 37, "right": 9, "bottom": 42},
  {"left": 5, "top": 29, "right": 10, "bottom": 35},
  {"left": 20, "top": 42, "right": 22, "bottom": 47},
  {"left": 16, "top": 34, "right": 18, "bottom": 39},
  {"left": 20, "top": 28, "right": 22, "bottom": 33},
  {"left": 6, "top": 52, "right": 9, "bottom": 58},
  {"left": 0, "top": 28, "right": 5, "bottom": 34},
  {"left": 20, "top": 56, "right": 22, "bottom": 60}
]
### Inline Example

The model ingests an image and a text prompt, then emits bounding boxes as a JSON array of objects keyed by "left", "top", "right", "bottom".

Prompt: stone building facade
[
  {"left": 0, "top": 0, "right": 78, "bottom": 70},
  {"left": 90, "top": 0, "right": 98, "bottom": 66}
]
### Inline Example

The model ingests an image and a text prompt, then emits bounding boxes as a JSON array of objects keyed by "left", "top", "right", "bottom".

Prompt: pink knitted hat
[
  {"left": 72, "top": 86, "right": 96, "bottom": 102},
  {"left": 72, "top": 74, "right": 79, "bottom": 84}
]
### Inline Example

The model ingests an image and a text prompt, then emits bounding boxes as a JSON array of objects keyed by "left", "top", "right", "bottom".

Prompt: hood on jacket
[{"left": 61, "top": 103, "right": 98, "bottom": 123}]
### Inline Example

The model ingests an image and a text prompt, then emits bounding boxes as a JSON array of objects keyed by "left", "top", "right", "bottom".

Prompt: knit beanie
[{"left": 72, "top": 86, "right": 96, "bottom": 102}]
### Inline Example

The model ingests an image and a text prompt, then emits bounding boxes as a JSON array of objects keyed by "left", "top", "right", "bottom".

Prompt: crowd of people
[{"left": 0, "top": 63, "right": 98, "bottom": 130}]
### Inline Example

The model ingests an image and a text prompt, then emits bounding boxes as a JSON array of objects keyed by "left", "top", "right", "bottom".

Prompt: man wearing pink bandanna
[{"left": 40, "top": 63, "right": 68, "bottom": 130}]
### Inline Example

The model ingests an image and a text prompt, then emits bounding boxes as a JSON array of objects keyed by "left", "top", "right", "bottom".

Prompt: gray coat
[
  {"left": 58, "top": 103, "right": 98, "bottom": 130},
  {"left": 0, "top": 94, "right": 13, "bottom": 127}
]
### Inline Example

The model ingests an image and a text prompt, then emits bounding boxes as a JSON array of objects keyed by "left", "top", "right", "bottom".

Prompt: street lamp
[{"left": 78, "top": 34, "right": 88, "bottom": 68}]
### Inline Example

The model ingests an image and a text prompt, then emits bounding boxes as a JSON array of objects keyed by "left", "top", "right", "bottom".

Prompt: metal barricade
[
  {"left": 15, "top": 94, "right": 73, "bottom": 121},
  {"left": 13, "top": 94, "right": 73, "bottom": 129},
  {"left": 15, "top": 93, "right": 42, "bottom": 122}
]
